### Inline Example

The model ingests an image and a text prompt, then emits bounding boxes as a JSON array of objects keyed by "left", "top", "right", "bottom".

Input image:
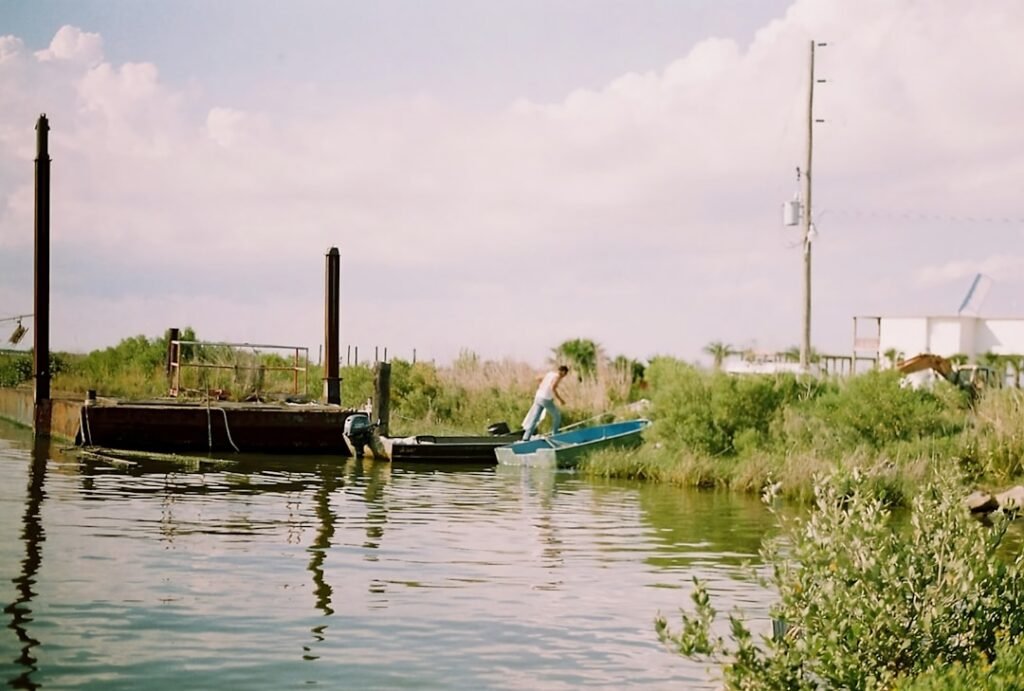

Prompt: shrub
[
  {"left": 782, "top": 370, "right": 962, "bottom": 452},
  {"left": 656, "top": 470, "right": 1024, "bottom": 690},
  {"left": 52, "top": 331, "right": 182, "bottom": 398},
  {"left": 646, "top": 357, "right": 828, "bottom": 456},
  {"left": 0, "top": 352, "right": 33, "bottom": 387},
  {"left": 961, "top": 388, "right": 1024, "bottom": 481},
  {"left": 895, "top": 637, "right": 1024, "bottom": 689}
]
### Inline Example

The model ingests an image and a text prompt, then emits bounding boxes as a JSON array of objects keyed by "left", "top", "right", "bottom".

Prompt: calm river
[{"left": 1, "top": 419, "right": 778, "bottom": 690}]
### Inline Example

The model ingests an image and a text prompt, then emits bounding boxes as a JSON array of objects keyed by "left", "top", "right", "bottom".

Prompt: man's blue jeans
[{"left": 522, "top": 397, "right": 561, "bottom": 440}]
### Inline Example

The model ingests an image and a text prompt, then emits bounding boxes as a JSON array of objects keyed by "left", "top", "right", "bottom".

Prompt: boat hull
[
  {"left": 495, "top": 419, "right": 650, "bottom": 468},
  {"left": 384, "top": 433, "right": 521, "bottom": 463}
]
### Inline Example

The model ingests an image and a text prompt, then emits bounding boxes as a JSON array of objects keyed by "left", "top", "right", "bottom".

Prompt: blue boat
[{"left": 494, "top": 418, "right": 651, "bottom": 468}]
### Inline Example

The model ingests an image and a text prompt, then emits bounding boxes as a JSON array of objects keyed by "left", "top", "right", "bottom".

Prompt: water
[{"left": 1, "top": 420, "right": 777, "bottom": 690}]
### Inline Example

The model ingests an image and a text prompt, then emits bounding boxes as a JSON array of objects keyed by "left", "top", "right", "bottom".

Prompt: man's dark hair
[{"left": 558, "top": 365, "right": 569, "bottom": 375}]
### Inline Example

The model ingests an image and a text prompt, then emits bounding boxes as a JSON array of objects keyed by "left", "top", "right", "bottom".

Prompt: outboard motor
[
  {"left": 487, "top": 421, "right": 511, "bottom": 436},
  {"left": 344, "top": 412, "right": 373, "bottom": 458}
]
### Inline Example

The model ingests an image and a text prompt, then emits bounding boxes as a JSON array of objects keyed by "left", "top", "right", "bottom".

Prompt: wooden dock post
[
  {"left": 324, "top": 247, "right": 341, "bottom": 404},
  {"left": 166, "top": 327, "right": 180, "bottom": 392},
  {"left": 373, "top": 361, "right": 391, "bottom": 437},
  {"left": 33, "top": 114, "right": 52, "bottom": 437}
]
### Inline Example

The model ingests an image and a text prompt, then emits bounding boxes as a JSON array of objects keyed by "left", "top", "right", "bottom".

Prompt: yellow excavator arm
[{"left": 895, "top": 354, "right": 955, "bottom": 382}]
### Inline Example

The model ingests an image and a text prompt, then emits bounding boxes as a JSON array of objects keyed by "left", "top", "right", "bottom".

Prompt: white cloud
[
  {"left": 0, "top": 35, "right": 25, "bottom": 63},
  {"left": 34, "top": 26, "right": 103, "bottom": 65},
  {"left": 3, "top": 3, "right": 1024, "bottom": 364}
]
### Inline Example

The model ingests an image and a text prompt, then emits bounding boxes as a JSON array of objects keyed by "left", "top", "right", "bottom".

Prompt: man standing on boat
[{"left": 521, "top": 365, "right": 569, "bottom": 440}]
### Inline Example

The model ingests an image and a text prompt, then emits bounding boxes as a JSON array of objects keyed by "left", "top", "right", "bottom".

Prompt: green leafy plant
[{"left": 657, "top": 470, "right": 1024, "bottom": 690}]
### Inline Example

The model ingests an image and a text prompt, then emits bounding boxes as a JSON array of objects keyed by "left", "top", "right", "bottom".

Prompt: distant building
[
  {"left": 723, "top": 360, "right": 817, "bottom": 375},
  {"left": 853, "top": 315, "right": 1024, "bottom": 365},
  {"left": 722, "top": 350, "right": 821, "bottom": 376}
]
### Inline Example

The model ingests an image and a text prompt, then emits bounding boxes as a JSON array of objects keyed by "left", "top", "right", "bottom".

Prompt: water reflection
[
  {"left": 304, "top": 460, "right": 342, "bottom": 661},
  {"left": 4, "top": 438, "right": 49, "bottom": 690},
  {"left": 1, "top": 433, "right": 781, "bottom": 689},
  {"left": 353, "top": 459, "right": 389, "bottom": 552},
  {"left": 637, "top": 483, "right": 778, "bottom": 569},
  {"left": 308, "top": 460, "right": 343, "bottom": 617}
]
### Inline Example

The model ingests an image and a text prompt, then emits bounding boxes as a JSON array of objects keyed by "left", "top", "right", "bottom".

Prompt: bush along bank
[
  {"left": 656, "top": 470, "right": 1024, "bottom": 690},
  {"left": 579, "top": 358, "right": 1024, "bottom": 505}
]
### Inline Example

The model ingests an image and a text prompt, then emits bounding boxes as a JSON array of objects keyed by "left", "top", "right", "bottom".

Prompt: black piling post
[
  {"left": 324, "top": 247, "right": 341, "bottom": 404},
  {"left": 373, "top": 362, "right": 391, "bottom": 437},
  {"left": 33, "top": 114, "right": 51, "bottom": 437}
]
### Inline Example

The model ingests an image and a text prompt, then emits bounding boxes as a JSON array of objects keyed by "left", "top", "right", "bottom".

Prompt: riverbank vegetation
[
  {"left": 581, "top": 356, "right": 1024, "bottom": 506},
  {"left": 3, "top": 331, "right": 1024, "bottom": 502},
  {"left": 657, "top": 471, "right": 1024, "bottom": 689}
]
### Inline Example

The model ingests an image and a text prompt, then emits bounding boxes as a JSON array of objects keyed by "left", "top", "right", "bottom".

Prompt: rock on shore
[{"left": 966, "top": 486, "right": 1024, "bottom": 515}]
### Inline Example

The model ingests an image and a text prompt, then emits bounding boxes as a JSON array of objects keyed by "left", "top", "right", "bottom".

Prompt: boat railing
[{"left": 168, "top": 339, "right": 309, "bottom": 400}]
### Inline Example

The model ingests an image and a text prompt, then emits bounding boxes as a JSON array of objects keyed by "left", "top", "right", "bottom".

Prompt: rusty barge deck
[{"left": 78, "top": 398, "right": 361, "bottom": 455}]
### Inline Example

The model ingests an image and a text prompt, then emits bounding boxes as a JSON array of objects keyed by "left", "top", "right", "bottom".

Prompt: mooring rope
[
  {"left": 206, "top": 399, "right": 213, "bottom": 450},
  {"left": 81, "top": 404, "right": 93, "bottom": 445},
  {"left": 203, "top": 397, "right": 240, "bottom": 453},
  {"left": 213, "top": 407, "right": 241, "bottom": 453}
]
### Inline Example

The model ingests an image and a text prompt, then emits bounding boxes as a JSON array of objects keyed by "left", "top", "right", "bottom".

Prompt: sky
[{"left": 2, "top": 0, "right": 1024, "bottom": 367}]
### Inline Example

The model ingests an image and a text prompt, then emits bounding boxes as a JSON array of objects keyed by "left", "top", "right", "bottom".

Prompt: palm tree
[
  {"left": 612, "top": 355, "right": 646, "bottom": 384},
  {"left": 783, "top": 345, "right": 821, "bottom": 365},
  {"left": 703, "top": 341, "right": 734, "bottom": 371},
  {"left": 1007, "top": 355, "right": 1024, "bottom": 388},
  {"left": 979, "top": 351, "right": 1009, "bottom": 387},
  {"left": 883, "top": 348, "right": 905, "bottom": 368},
  {"left": 552, "top": 338, "right": 600, "bottom": 380}
]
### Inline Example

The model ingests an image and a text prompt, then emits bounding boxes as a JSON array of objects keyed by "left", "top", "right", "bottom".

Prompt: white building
[{"left": 854, "top": 315, "right": 1024, "bottom": 365}]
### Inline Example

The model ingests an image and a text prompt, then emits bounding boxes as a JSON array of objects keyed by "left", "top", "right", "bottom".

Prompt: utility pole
[{"left": 800, "top": 41, "right": 824, "bottom": 371}]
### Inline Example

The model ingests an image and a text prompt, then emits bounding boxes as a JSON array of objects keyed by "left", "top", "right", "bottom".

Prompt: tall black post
[
  {"left": 373, "top": 362, "right": 391, "bottom": 437},
  {"left": 33, "top": 114, "right": 51, "bottom": 437},
  {"left": 324, "top": 247, "right": 341, "bottom": 404}
]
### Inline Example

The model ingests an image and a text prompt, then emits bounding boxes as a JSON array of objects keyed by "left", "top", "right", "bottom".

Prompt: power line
[{"left": 823, "top": 208, "right": 1024, "bottom": 225}]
